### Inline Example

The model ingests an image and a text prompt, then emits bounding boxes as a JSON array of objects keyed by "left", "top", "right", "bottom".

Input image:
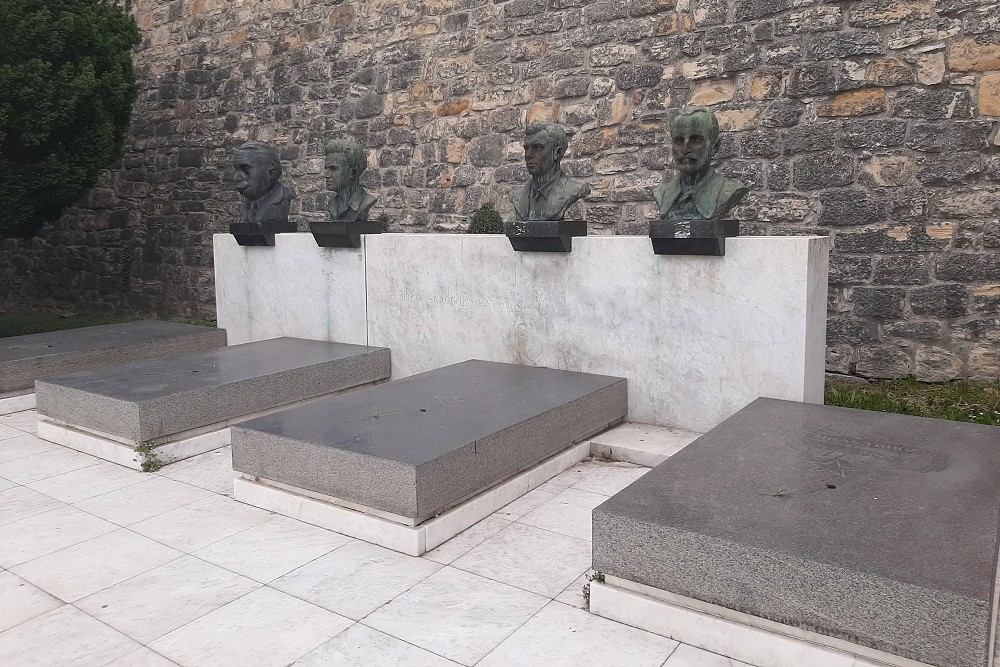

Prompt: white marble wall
[
  {"left": 214, "top": 234, "right": 368, "bottom": 346},
  {"left": 214, "top": 233, "right": 828, "bottom": 433}
]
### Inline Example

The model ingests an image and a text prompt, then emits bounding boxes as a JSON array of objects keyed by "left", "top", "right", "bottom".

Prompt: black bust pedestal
[
  {"left": 649, "top": 219, "right": 739, "bottom": 256},
  {"left": 505, "top": 220, "right": 587, "bottom": 253},
  {"left": 229, "top": 221, "right": 297, "bottom": 247},
  {"left": 309, "top": 221, "right": 383, "bottom": 248}
]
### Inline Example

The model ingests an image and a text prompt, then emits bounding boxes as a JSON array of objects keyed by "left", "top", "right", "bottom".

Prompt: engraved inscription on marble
[{"left": 375, "top": 290, "right": 514, "bottom": 312}]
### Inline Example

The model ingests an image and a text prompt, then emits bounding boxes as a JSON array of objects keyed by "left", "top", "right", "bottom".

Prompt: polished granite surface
[{"left": 594, "top": 397, "right": 1000, "bottom": 667}]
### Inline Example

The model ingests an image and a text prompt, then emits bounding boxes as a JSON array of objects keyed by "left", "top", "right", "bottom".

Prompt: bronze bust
[
  {"left": 234, "top": 141, "right": 296, "bottom": 225},
  {"left": 653, "top": 107, "right": 748, "bottom": 220},
  {"left": 325, "top": 139, "right": 377, "bottom": 222},
  {"left": 511, "top": 121, "right": 590, "bottom": 221}
]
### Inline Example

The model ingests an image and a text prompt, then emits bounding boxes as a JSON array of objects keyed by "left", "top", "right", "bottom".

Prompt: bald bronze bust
[
  {"left": 511, "top": 121, "right": 590, "bottom": 221},
  {"left": 653, "top": 107, "right": 748, "bottom": 220},
  {"left": 234, "top": 141, "right": 296, "bottom": 226}
]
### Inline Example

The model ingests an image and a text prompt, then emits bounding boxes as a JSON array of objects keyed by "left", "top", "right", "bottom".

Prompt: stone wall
[{"left": 1, "top": 0, "right": 998, "bottom": 380}]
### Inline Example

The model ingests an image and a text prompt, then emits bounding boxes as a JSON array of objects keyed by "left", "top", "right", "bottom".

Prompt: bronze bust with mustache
[{"left": 653, "top": 107, "right": 748, "bottom": 220}]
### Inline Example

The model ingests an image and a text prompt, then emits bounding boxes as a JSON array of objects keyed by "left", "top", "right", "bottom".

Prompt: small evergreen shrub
[
  {"left": 376, "top": 211, "right": 391, "bottom": 232},
  {"left": 467, "top": 202, "right": 504, "bottom": 234},
  {"left": 0, "top": 0, "right": 141, "bottom": 238}
]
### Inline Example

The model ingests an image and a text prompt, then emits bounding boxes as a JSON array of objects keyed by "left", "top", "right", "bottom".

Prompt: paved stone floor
[{"left": 0, "top": 408, "right": 754, "bottom": 667}]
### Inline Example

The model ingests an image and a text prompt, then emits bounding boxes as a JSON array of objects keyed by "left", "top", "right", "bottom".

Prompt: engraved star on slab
[{"left": 807, "top": 457, "right": 857, "bottom": 479}]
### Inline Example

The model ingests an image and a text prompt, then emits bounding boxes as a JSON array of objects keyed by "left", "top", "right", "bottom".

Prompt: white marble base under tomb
[
  {"left": 233, "top": 441, "right": 592, "bottom": 556},
  {"left": 0, "top": 391, "right": 35, "bottom": 416}
]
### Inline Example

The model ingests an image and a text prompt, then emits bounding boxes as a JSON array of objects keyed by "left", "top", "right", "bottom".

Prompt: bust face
[
  {"left": 325, "top": 152, "right": 352, "bottom": 192},
  {"left": 523, "top": 131, "right": 559, "bottom": 177},
  {"left": 234, "top": 152, "right": 276, "bottom": 200},
  {"left": 670, "top": 113, "right": 717, "bottom": 177}
]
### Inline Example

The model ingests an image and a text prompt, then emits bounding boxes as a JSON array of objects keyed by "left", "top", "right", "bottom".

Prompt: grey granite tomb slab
[
  {"left": 593, "top": 397, "right": 1000, "bottom": 667},
  {"left": 1, "top": 320, "right": 226, "bottom": 395},
  {"left": 36, "top": 338, "right": 390, "bottom": 442},
  {"left": 232, "top": 359, "right": 627, "bottom": 523}
]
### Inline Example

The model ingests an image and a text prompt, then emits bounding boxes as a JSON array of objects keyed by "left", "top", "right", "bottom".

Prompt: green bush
[
  {"left": 467, "top": 202, "right": 504, "bottom": 234},
  {"left": 0, "top": 0, "right": 140, "bottom": 238}
]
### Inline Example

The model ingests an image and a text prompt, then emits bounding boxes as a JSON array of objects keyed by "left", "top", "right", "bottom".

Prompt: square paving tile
[
  {"left": 105, "top": 647, "right": 180, "bottom": 666},
  {"left": 0, "top": 433, "right": 58, "bottom": 464},
  {"left": 158, "top": 446, "right": 235, "bottom": 495},
  {"left": 364, "top": 567, "right": 547, "bottom": 666},
  {"left": 273, "top": 540, "right": 442, "bottom": 620},
  {"left": 553, "top": 572, "right": 590, "bottom": 610},
  {"left": 589, "top": 422, "right": 699, "bottom": 465},
  {"left": 0, "top": 422, "right": 24, "bottom": 441},
  {"left": 0, "top": 410, "right": 39, "bottom": 433},
  {"left": 0, "top": 447, "right": 98, "bottom": 485},
  {"left": 0, "top": 604, "right": 139, "bottom": 667},
  {"left": 423, "top": 516, "right": 511, "bottom": 565},
  {"left": 477, "top": 601, "right": 678, "bottom": 667},
  {"left": 149, "top": 587, "right": 352, "bottom": 667},
  {"left": 491, "top": 487, "right": 555, "bottom": 522},
  {"left": 665, "top": 644, "right": 754, "bottom": 667},
  {"left": 452, "top": 523, "right": 591, "bottom": 597},
  {"left": 0, "top": 572, "right": 63, "bottom": 633},
  {"left": 0, "top": 486, "right": 64, "bottom": 527},
  {"left": 74, "top": 476, "right": 212, "bottom": 526},
  {"left": 0, "top": 505, "right": 117, "bottom": 568},
  {"left": 27, "top": 461, "right": 147, "bottom": 504},
  {"left": 517, "top": 487, "right": 607, "bottom": 541},
  {"left": 571, "top": 461, "right": 649, "bottom": 496},
  {"left": 128, "top": 494, "right": 272, "bottom": 552},
  {"left": 294, "top": 624, "right": 459, "bottom": 667},
  {"left": 11, "top": 528, "right": 182, "bottom": 602},
  {"left": 194, "top": 516, "right": 353, "bottom": 583},
  {"left": 76, "top": 555, "right": 258, "bottom": 644}
]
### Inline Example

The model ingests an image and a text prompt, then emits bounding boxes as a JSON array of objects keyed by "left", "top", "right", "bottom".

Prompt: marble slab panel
[
  {"left": 214, "top": 233, "right": 368, "bottom": 346},
  {"left": 365, "top": 234, "right": 519, "bottom": 378},
  {"left": 214, "top": 234, "right": 827, "bottom": 432},
  {"left": 0, "top": 320, "right": 226, "bottom": 394},
  {"left": 365, "top": 235, "right": 825, "bottom": 433},
  {"left": 592, "top": 398, "right": 1000, "bottom": 667}
]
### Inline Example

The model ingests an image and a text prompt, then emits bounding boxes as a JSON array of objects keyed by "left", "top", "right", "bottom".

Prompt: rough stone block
[
  {"left": 36, "top": 338, "right": 390, "bottom": 442},
  {"left": 793, "top": 153, "right": 855, "bottom": 190},
  {"left": 849, "top": 0, "right": 930, "bottom": 28},
  {"left": 892, "top": 87, "right": 971, "bottom": 119},
  {"left": 828, "top": 255, "right": 872, "bottom": 285},
  {"left": 1, "top": 320, "right": 226, "bottom": 394},
  {"left": 819, "top": 189, "right": 889, "bottom": 227},
  {"left": 838, "top": 119, "right": 907, "bottom": 149},
  {"left": 856, "top": 343, "right": 913, "bottom": 378},
  {"left": 826, "top": 318, "right": 879, "bottom": 344},
  {"left": 883, "top": 320, "right": 941, "bottom": 339},
  {"left": 851, "top": 286, "right": 905, "bottom": 319},
  {"left": 807, "top": 30, "right": 884, "bottom": 58},
  {"left": 871, "top": 254, "right": 929, "bottom": 285},
  {"left": 936, "top": 254, "right": 1000, "bottom": 281},
  {"left": 817, "top": 89, "right": 886, "bottom": 117},
  {"left": 593, "top": 398, "right": 1000, "bottom": 667},
  {"left": 232, "top": 360, "right": 627, "bottom": 522}
]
